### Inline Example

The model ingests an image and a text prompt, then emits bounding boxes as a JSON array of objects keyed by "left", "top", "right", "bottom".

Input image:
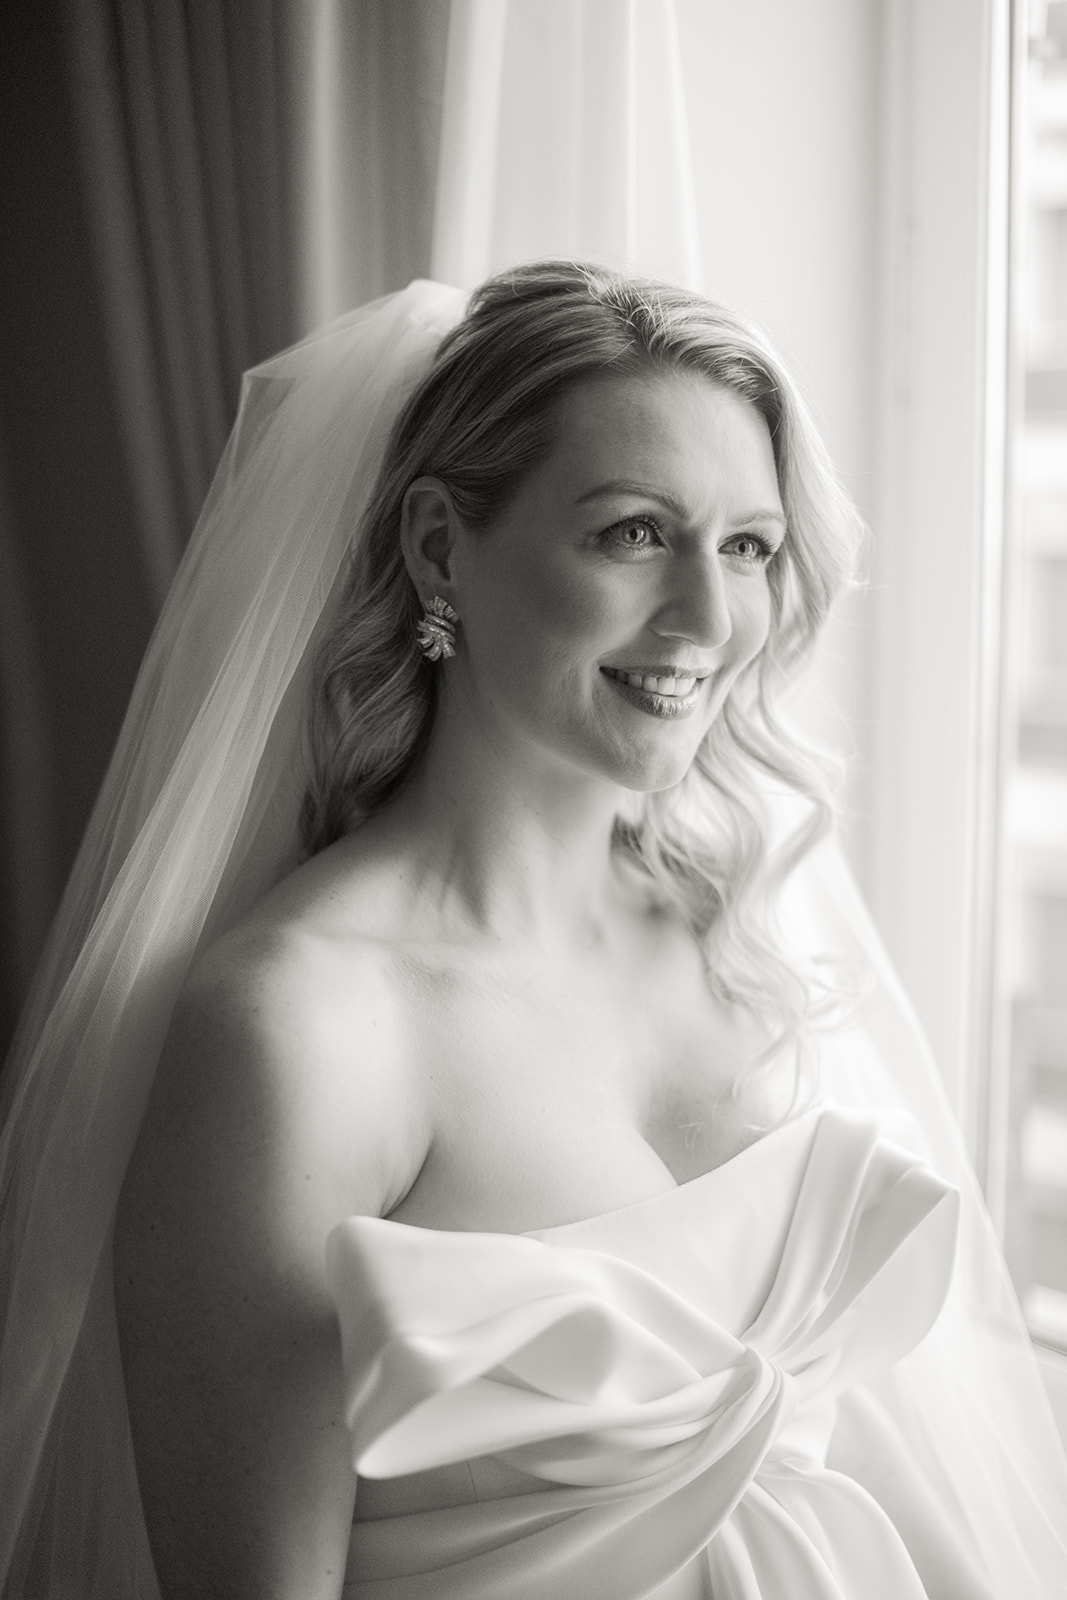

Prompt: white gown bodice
[{"left": 328, "top": 1105, "right": 959, "bottom": 1598}]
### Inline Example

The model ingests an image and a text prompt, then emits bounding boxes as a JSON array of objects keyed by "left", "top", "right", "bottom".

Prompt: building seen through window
[{"left": 1003, "top": 0, "right": 1067, "bottom": 1352}]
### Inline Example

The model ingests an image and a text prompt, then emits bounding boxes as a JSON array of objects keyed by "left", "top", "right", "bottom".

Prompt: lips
[{"left": 602, "top": 666, "right": 704, "bottom": 698}]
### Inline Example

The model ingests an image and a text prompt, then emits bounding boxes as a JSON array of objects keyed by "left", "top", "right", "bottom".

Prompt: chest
[{"left": 388, "top": 938, "right": 798, "bottom": 1234}]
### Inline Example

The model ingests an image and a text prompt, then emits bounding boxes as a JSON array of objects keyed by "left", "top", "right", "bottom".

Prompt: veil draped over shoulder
[
  {"left": 0, "top": 281, "right": 463, "bottom": 1597},
  {"left": 0, "top": 278, "right": 1065, "bottom": 1598}
]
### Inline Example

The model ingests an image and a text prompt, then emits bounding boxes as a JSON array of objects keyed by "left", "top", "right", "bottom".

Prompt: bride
[{"left": 2, "top": 262, "right": 1065, "bottom": 1599}]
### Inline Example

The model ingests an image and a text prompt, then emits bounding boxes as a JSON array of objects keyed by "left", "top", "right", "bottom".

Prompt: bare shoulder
[
  {"left": 113, "top": 864, "right": 425, "bottom": 1596},
  {"left": 119, "top": 851, "right": 433, "bottom": 1296}
]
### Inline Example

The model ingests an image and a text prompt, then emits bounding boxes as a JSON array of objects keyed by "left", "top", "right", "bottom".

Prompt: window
[
  {"left": 868, "top": 0, "right": 1067, "bottom": 1429},
  {"left": 998, "top": 0, "right": 1067, "bottom": 1354}
]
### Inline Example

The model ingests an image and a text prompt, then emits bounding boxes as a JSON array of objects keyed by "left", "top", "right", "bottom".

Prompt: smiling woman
[
  {"left": 302, "top": 267, "right": 856, "bottom": 1057},
  {"left": 2, "top": 262, "right": 1064, "bottom": 1600}
]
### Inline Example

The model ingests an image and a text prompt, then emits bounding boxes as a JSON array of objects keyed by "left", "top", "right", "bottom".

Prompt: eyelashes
[
  {"left": 598, "top": 515, "right": 781, "bottom": 565},
  {"left": 600, "top": 516, "right": 664, "bottom": 553},
  {"left": 723, "top": 531, "right": 779, "bottom": 565}
]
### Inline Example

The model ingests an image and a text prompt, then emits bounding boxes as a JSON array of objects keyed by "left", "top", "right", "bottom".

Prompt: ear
[{"left": 400, "top": 477, "right": 461, "bottom": 606}]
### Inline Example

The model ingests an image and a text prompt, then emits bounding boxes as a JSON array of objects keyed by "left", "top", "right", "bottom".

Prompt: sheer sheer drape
[
  {"left": 296, "top": 0, "right": 448, "bottom": 326},
  {"left": 430, "top": 0, "right": 703, "bottom": 289}
]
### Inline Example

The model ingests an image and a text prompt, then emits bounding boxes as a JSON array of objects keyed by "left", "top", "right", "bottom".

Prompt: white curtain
[
  {"left": 431, "top": 0, "right": 703, "bottom": 288},
  {"left": 294, "top": 0, "right": 449, "bottom": 328},
  {"left": 300, "top": 0, "right": 704, "bottom": 312}
]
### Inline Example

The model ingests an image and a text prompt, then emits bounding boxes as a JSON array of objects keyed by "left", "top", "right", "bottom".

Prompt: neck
[{"left": 377, "top": 691, "right": 631, "bottom": 945}]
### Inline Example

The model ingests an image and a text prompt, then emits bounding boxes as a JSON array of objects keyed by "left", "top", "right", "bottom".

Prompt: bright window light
[{"left": 997, "top": 0, "right": 1067, "bottom": 1356}]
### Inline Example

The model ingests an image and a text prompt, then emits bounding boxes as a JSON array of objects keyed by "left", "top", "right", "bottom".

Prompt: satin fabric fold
[{"left": 328, "top": 1106, "right": 959, "bottom": 1598}]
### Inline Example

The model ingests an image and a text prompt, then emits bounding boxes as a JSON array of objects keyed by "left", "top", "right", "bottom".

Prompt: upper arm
[{"left": 114, "top": 933, "right": 413, "bottom": 1600}]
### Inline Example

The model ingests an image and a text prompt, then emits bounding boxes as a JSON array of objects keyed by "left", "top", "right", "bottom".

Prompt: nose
[{"left": 651, "top": 548, "right": 733, "bottom": 651}]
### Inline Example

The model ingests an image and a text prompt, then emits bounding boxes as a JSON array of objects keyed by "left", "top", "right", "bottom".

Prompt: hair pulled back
[{"left": 302, "top": 260, "right": 864, "bottom": 1052}]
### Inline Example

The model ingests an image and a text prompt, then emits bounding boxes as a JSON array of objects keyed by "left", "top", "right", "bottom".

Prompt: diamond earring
[{"left": 415, "top": 595, "right": 458, "bottom": 661}]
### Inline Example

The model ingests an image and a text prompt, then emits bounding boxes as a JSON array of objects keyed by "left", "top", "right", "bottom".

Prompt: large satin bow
[{"left": 328, "top": 1109, "right": 958, "bottom": 1598}]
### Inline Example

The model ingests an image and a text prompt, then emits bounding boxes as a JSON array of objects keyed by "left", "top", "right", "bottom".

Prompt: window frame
[
  {"left": 870, "top": 0, "right": 1011, "bottom": 1154},
  {"left": 872, "top": 0, "right": 1067, "bottom": 1435}
]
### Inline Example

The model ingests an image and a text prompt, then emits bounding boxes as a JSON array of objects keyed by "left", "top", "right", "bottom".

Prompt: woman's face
[{"left": 447, "top": 368, "right": 785, "bottom": 794}]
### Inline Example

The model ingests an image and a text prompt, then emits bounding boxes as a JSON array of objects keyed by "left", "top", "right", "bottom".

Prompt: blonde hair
[{"left": 302, "top": 261, "right": 864, "bottom": 1058}]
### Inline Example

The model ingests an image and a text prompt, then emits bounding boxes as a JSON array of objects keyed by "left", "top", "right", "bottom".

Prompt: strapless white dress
[{"left": 327, "top": 1105, "right": 961, "bottom": 1598}]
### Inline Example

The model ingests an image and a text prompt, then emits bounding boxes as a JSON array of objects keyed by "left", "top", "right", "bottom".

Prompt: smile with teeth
[{"left": 603, "top": 667, "right": 702, "bottom": 697}]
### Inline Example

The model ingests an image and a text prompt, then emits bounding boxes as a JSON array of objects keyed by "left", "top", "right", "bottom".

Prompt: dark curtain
[
  {"left": 1, "top": 3, "right": 153, "bottom": 1051},
  {"left": 1, "top": 0, "right": 449, "bottom": 1060},
  {"left": 64, "top": 0, "right": 300, "bottom": 589},
  {"left": 0, "top": 0, "right": 302, "bottom": 1056}
]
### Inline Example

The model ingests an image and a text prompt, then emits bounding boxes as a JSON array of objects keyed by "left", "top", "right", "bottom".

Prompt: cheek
[
  {"left": 527, "top": 558, "right": 615, "bottom": 635},
  {"left": 478, "top": 558, "right": 614, "bottom": 667},
  {"left": 459, "top": 565, "right": 594, "bottom": 712},
  {"left": 731, "top": 579, "right": 773, "bottom": 663}
]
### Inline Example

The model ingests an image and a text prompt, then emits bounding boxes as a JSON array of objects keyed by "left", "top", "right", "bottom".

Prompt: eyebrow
[{"left": 574, "top": 479, "right": 787, "bottom": 526}]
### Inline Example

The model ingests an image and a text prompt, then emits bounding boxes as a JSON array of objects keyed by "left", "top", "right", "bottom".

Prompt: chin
[
  {"left": 547, "top": 705, "right": 711, "bottom": 794},
  {"left": 587, "top": 688, "right": 728, "bottom": 794},
  {"left": 604, "top": 739, "right": 704, "bottom": 796}
]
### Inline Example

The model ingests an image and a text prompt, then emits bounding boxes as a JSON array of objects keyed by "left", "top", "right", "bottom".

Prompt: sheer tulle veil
[{"left": 1, "top": 278, "right": 1064, "bottom": 1597}]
